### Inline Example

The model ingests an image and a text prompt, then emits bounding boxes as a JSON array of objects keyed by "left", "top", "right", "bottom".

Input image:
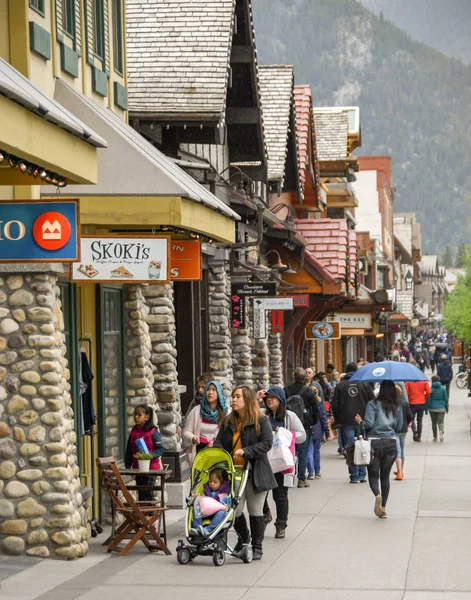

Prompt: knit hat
[
  {"left": 265, "top": 386, "right": 286, "bottom": 405},
  {"left": 346, "top": 362, "right": 358, "bottom": 373}
]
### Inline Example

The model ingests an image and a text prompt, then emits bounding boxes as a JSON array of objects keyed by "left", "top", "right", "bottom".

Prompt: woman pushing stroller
[{"left": 214, "top": 385, "right": 276, "bottom": 560}]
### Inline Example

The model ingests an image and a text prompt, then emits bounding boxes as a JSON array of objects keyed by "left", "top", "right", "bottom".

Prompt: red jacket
[{"left": 405, "top": 381, "right": 432, "bottom": 405}]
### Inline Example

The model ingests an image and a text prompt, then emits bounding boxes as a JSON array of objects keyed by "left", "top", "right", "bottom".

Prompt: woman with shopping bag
[
  {"left": 263, "top": 386, "right": 306, "bottom": 538},
  {"left": 354, "top": 380, "right": 403, "bottom": 519}
]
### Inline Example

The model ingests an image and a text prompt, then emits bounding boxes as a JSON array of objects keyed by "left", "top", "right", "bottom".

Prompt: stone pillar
[
  {"left": 0, "top": 273, "right": 87, "bottom": 559},
  {"left": 208, "top": 263, "right": 233, "bottom": 396},
  {"left": 124, "top": 285, "right": 155, "bottom": 432},
  {"left": 268, "top": 332, "right": 283, "bottom": 386},
  {"left": 252, "top": 312, "right": 270, "bottom": 389},
  {"left": 309, "top": 340, "right": 316, "bottom": 369},
  {"left": 232, "top": 306, "right": 253, "bottom": 387},
  {"left": 142, "top": 284, "right": 181, "bottom": 451}
]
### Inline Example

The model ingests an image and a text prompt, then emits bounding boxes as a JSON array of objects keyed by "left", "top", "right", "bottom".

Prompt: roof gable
[
  {"left": 313, "top": 108, "right": 349, "bottom": 162},
  {"left": 294, "top": 85, "right": 321, "bottom": 206},
  {"left": 259, "top": 65, "right": 294, "bottom": 183},
  {"left": 126, "top": 0, "right": 236, "bottom": 121}
]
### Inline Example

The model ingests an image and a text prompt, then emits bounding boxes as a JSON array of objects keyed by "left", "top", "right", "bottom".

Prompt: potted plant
[{"left": 134, "top": 452, "right": 153, "bottom": 473}]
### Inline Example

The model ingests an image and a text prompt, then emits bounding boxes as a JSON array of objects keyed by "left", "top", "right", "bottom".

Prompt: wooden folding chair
[{"left": 96, "top": 457, "right": 171, "bottom": 556}]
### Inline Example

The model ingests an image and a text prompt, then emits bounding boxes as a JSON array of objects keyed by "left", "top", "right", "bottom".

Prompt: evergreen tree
[
  {"left": 441, "top": 246, "right": 453, "bottom": 268},
  {"left": 444, "top": 249, "right": 471, "bottom": 344},
  {"left": 455, "top": 244, "right": 468, "bottom": 267}
]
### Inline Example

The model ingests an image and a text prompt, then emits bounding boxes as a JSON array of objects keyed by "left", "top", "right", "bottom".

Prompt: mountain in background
[
  {"left": 359, "top": 0, "right": 471, "bottom": 64},
  {"left": 252, "top": 0, "right": 471, "bottom": 252}
]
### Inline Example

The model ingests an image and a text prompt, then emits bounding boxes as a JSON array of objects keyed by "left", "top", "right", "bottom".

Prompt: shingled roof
[
  {"left": 294, "top": 218, "right": 353, "bottom": 282},
  {"left": 313, "top": 109, "right": 349, "bottom": 161},
  {"left": 259, "top": 65, "right": 294, "bottom": 184},
  {"left": 126, "top": 0, "right": 236, "bottom": 121}
]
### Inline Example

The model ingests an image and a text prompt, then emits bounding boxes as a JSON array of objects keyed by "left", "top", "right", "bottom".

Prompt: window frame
[
  {"left": 62, "top": 0, "right": 76, "bottom": 39},
  {"left": 112, "top": 0, "right": 124, "bottom": 76},
  {"left": 93, "top": 0, "right": 105, "bottom": 62},
  {"left": 29, "top": 0, "right": 46, "bottom": 17}
]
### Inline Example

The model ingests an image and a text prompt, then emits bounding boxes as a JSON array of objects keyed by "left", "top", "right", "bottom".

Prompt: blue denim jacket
[{"left": 363, "top": 400, "right": 403, "bottom": 438}]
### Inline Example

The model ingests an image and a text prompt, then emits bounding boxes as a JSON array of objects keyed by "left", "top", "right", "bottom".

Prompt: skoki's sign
[
  {"left": 72, "top": 236, "right": 170, "bottom": 283},
  {"left": 333, "top": 313, "right": 372, "bottom": 329},
  {"left": 0, "top": 200, "right": 79, "bottom": 262}
]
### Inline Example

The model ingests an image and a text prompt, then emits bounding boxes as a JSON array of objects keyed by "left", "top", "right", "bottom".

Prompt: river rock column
[
  {"left": 232, "top": 308, "right": 253, "bottom": 388},
  {"left": 252, "top": 311, "right": 270, "bottom": 389},
  {"left": 268, "top": 331, "right": 283, "bottom": 386},
  {"left": 142, "top": 284, "right": 181, "bottom": 451},
  {"left": 124, "top": 286, "right": 155, "bottom": 432},
  {"left": 207, "top": 262, "right": 233, "bottom": 396},
  {"left": 0, "top": 273, "right": 87, "bottom": 559}
]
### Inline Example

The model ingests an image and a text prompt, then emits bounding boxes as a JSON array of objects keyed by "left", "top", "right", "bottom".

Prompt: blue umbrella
[{"left": 349, "top": 361, "right": 428, "bottom": 383}]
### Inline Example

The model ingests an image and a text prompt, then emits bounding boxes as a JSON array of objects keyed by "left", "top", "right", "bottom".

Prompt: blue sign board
[{"left": 0, "top": 201, "right": 79, "bottom": 262}]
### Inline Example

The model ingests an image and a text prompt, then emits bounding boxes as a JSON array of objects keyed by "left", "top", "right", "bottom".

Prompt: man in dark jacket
[
  {"left": 285, "top": 367, "right": 319, "bottom": 488},
  {"left": 437, "top": 356, "right": 453, "bottom": 399},
  {"left": 331, "top": 362, "right": 375, "bottom": 483}
]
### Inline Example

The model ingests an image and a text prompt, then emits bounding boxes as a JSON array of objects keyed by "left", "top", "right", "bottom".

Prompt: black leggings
[
  {"left": 263, "top": 472, "right": 289, "bottom": 522},
  {"left": 367, "top": 438, "right": 397, "bottom": 507}
]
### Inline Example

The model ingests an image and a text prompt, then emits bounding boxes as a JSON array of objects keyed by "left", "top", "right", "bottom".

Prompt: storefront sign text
[
  {"left": 231, "top": 282, "right": 277, "bottom": 297},
  {"left": 170, "top": 240, "right": 202, "bottom": 281},
  {"left": 0, "top": 200, "right": 79, "bottom": 262},
  {"left": 72, "top": 236, "right": 170, "bottom": 283},
  {"left": 305, "top": 321, "right": 341, "bottom": 340},
  {"left": 333, "top": 313, "right": 372, "bottom": 328}
]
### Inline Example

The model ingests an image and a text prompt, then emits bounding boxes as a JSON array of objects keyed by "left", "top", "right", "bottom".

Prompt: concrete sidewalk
[{"left": 2, "top": 382, "right": 471, "bottom": 600}]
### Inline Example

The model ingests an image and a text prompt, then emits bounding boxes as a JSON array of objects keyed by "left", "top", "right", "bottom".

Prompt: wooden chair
[{"left": 96, "top": 456, "right": 171, "bottom": 556}]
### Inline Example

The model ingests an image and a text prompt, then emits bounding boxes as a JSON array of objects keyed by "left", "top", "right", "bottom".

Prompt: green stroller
[{"left": 176, "top": 447, "right": 252, "bottom": 566}]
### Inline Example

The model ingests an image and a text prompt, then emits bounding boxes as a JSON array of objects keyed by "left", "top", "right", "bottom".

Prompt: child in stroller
[{"left": 190, "top": 468, "right": 232, "bottom": 537}]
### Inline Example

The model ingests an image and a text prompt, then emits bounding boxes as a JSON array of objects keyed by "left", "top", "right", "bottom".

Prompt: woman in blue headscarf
[{"left": 183, "top": 380, "right": 229, "bottom": 464}]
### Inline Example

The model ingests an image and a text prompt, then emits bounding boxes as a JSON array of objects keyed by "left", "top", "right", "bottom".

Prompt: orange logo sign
[
  {"left": 170, "top": 240, "right": 202, "bottom": 281},
  {"left": 32, "top": 211, "right": 71, "bottom": 251}
]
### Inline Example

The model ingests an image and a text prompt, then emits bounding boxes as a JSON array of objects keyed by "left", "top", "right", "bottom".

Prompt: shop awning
[
  {"left": 0, "top": 58, "right": 106, "bottom": 185},
  {"left": 42, "top": 79, "right": 239, "bottom": 243},
  {"left": 387, "top": 313, "right": 410, "bottom": 325}
]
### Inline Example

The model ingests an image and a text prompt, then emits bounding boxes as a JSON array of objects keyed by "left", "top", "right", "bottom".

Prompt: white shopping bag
[
  {"left": 267, "top": 427, "right": 295, "bottom": 474},
  {"left": 353, "top": 436, "right": 371, "bottom": 466}
]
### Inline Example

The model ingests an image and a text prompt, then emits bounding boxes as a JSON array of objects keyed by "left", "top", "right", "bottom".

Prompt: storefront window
[{"left": 97, "top": 285, "right": 126, "bottom": 463}]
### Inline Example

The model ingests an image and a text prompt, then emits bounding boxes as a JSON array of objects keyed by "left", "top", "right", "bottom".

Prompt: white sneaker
[{"left": 440, "top": 431, "right": 444, "bottom": 443}]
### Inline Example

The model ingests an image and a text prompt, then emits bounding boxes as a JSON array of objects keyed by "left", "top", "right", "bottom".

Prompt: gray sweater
[{"left": 363, "top": 400, "right": 403, "bottom": 438}]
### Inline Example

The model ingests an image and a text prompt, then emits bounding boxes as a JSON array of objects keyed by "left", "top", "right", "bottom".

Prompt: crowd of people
[{"left": 125, "top": 331, "right": 454, "bottom": 561}]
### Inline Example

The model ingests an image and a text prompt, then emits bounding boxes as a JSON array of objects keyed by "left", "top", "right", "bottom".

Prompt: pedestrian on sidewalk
[
  {"left": 331, "top": 362, "right": 375, "bottom": 483},
  {"left": 307, "top": 385, "right": 330, "bottom": 480},
  {"left": 355, "top": 380, "right": 403, "bottom": 519},
  {"left": 183, "top": 380, "right": 229, "bottom": 464},
  {"left": 425, "top": 375, "right": 449, "bottom": 442},
  {"left": 263, "top": 386, "right": 305, "bottom": 538},
  {"left": 182, "top": 372, "right": 212, "bottom": 424},
  {"left": 405, "top": 376, "right": 431, "bottom": 442},
  {"left": 394, "top": 382, "right": 413, "bottom": 480},
  {"left": 437, "top": 355, "right": 453, "bottom": 400},
  {"left": 305, "top": 367, "right": 325, "bottom": 403},
  {"left": 215, "top": 385, "right": 276, "bottom": 560},
  {"left": 285, "top": 368, "right": 319, "bottom": 488}
]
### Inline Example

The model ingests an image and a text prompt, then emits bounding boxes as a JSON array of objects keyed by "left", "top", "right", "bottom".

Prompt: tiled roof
[
  {"left": 313, "top": 109, "right": 349, "bottom": 161},
  {"left": 259, "top": 65, "right": 294, "bottom": 183},
  {"left": 347, "top": 230, "right": 358, "bottom": 288},
  {"left": 294, "top": 85, "right": 310, "bottom": 197},
  {"left": 294, "top": 218, "right": 351, "bottom": 281},
  {"left": 126, "top": 0, "right": 236, "bottom": 120}
]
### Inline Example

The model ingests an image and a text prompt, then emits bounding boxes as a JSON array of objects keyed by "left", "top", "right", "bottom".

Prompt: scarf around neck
[{"left": 200, "top": 380, "right": 227, "bottom": 423}]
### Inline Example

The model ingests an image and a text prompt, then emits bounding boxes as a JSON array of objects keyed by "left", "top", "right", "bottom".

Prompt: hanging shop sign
[
  {"left": 305, "top": 321, "right": 341, "bottom": 340},
  {"left": 271, "top": 310, "right": 284, "bottom": 333},
  {"left": 259, "top": 297, "right": 293, "bottom": 310},
  {"left": 253, "top": 299, "right": 266, "bottom": 339},
  {"left": 231, "top": 282, "right": 277, "bottom": 297},
  {"left": 231, "top": 282, "right": 277, "bottom": 329},
  {"left": 0, "top": 200, "right": 79, "bottom": 262},
  {"left": 333, "top": 313, "right": 372, "bottom": 329},
  {"left": 170, "top": 240, "right": 202, "bottom": 281},
  {"left": 291, "top": 294, "right": 309, "bottom": 307},
  {"left": 72, "top": 236, "right": 170, "bottom": 283}
]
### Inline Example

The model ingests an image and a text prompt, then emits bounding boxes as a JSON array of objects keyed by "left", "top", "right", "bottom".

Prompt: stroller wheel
[
  {"left": 177, "top": 547, "right": 191, "bottom": 565},
  {"left": 241, "top": 545, "right": 253, "bottom": 564},
  {"left": 213, "top": 550, "right": 226, "bottom": 567}
]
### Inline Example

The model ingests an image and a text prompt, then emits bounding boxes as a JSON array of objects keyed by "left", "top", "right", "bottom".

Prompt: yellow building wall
[{"left": 0, "top": 2, "right": 10, "bottom": 61}]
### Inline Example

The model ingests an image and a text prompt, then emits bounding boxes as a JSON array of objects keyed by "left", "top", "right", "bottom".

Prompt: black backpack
[{"left": 286, "top": 386, "right": 319, "bottom": 432}]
